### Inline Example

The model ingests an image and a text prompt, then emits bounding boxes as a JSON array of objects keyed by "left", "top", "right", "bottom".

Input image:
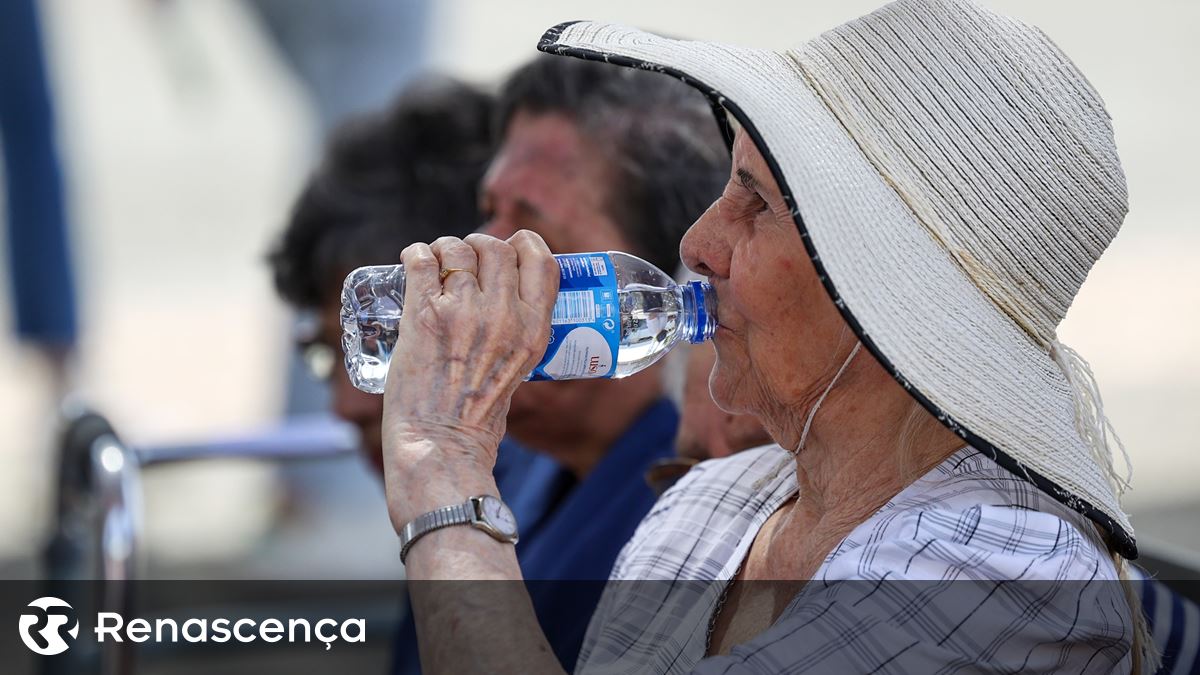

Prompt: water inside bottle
[
  {"left": 341, "top": 266, "right": 403, "bottom": 394},
  {"left": 614, "top": 284, "right": 684, "bottom": 377}
]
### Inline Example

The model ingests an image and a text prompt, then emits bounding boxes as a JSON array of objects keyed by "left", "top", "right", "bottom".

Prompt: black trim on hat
[{"left": 537, "top": 23, "right": 1138, "bottom": 560}]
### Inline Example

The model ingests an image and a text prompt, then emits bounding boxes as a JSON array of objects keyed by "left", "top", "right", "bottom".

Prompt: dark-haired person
[
  {"left": 269, "top": 75, "right": 568, "bottom": 670},
  {"left": 268, "top": 76, "right": 571, "bottom": 549},
  {"left": 268, "top": 77, "right": 541, "bottom": 483}
]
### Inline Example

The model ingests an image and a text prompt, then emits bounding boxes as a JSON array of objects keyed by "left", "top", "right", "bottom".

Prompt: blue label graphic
[{"left": 529, "top": 253, "right": 620, "bottom": 381}]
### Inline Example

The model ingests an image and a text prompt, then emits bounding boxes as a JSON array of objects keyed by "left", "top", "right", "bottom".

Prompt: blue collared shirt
[{"left": 519, "top": 398, "right": 678, "bottom": 670}]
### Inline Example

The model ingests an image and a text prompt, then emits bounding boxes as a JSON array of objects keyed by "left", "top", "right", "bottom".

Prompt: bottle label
[{"left": 529, "top": 253, "right": 620, "bottom": 381}]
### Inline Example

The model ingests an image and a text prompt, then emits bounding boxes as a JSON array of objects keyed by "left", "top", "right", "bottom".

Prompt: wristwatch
[{"left": 398, "top": 495, "right": 519, "bottom": 564}]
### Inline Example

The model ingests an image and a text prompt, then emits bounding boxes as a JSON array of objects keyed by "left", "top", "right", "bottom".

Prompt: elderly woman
[{"left": 380, "top": 0, "right": 1149, "bottom": 672}]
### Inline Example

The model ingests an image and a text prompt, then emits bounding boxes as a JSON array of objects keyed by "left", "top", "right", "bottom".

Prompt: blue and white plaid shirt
[{"left": 577, "top": 445, "right": 1133, "bottom": 674}]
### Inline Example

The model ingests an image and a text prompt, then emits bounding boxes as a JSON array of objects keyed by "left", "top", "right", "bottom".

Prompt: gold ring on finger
[{"left": 439, "top": 267, "right": 474, "bottom": 282}]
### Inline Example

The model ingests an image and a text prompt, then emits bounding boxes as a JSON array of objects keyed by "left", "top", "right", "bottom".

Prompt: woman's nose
[{"left": 680, "top": 199, "right": 729, "bottom": 279}]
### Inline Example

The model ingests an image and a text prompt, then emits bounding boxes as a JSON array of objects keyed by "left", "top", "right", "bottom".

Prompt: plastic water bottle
[{"left": 340, "top": 251, "right": 717, "bottom": 394}]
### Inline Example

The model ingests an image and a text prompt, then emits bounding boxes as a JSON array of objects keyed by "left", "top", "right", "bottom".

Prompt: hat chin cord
[
  {"left": 788, "top": 341, "right": 862, "bottom": 457},
  {"left": 1050, "top": 339, "right": 1133, "bottom": 497},
  {"left": 752, "top": 341, "right": 863, "bottom": 492}
]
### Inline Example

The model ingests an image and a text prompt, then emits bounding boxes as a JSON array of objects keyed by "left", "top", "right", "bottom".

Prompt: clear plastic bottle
[{"left": 340, "top": 251, "right": 717, "bottom": 394}]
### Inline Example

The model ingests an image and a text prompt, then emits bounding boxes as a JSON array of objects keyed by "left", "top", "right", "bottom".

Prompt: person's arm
[
  {"left": 380, "top": 231, "right": 567, "bottom": 674},
  {"left": 402, "top": 504, "right": 563, "bottom": 673}
]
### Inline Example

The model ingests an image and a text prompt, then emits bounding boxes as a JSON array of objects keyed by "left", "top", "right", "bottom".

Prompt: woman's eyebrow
[{"left": 736, "top": 167, "right": 760, "bottom": 192}]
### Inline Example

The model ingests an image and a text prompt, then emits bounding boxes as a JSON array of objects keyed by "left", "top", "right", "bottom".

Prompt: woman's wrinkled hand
[{"left": 379, "top": 231, "right": 559, "bottom": 526}]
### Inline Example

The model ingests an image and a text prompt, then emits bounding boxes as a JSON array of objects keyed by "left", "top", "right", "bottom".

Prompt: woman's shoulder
[
  {"left": 821, "top": 447, "right": 1119, "bottom": 582},
  {"left": 639, "top": 443, "right": 796, "bottom": 526},
  {"left": 752, "top": 449, "right": 1134, "bottom": 673},
  {"left": 609, "top": 444, "right": 796, "bottom": 580},
  {"left": 674, "top": 443, "right": 794, "bottom": 493}
]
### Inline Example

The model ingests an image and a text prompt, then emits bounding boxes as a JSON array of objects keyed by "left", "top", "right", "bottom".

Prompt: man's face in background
[
  {"left": 480, "top": 111, "right": 632, "bottom": 254},
  {"left": 477, "top": 111, "right": 649, "bottom": 455}
]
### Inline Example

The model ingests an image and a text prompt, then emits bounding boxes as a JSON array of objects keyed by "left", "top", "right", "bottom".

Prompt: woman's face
[{"left": 680, "top": 131, "right": 854, "bottom": 443}]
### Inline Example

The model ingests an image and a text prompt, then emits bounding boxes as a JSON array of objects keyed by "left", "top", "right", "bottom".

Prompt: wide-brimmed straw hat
[{"left": 539, "top": 0, "right": 1138, "bottom": 558}]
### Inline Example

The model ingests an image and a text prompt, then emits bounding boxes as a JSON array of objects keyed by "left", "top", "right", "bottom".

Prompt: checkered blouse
[{"left": 576, "top": 445, "right": 1133, "bottom": 674}]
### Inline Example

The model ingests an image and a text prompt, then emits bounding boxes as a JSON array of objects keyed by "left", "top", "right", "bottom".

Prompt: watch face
[{"left": 479, "top": 496, "right": 518, "bottom": 538}]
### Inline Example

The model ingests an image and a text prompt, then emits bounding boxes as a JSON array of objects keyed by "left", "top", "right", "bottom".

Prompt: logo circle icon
[{"left": 19, "top": 597, "right": 79, "bottom": 655}]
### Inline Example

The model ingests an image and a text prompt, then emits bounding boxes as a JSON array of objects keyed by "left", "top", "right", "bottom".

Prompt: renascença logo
[
  {"left": 19, "top": 597, "right": 79, "bottom": 655},
  {"left": 17, "top": 597, "right": 365, "bottom": 654}
]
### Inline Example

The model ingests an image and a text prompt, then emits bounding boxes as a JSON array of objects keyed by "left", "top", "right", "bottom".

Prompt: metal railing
[{"left": 43, "top": 405, "right": 359, "bottom": 675}]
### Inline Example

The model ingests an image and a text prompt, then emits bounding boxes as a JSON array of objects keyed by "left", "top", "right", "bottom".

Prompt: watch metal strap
[{"left": 399, "top": 501, "right": 474, "bottom": 564}]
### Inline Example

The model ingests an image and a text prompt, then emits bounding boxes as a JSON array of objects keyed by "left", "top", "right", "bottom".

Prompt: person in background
[
  {"left": 479, "top": 55, "right": 729, "bottom": 485},
  {"left": 267, "top": 77, "right": 526, "bottom": 479},
  {"left": 270, "top": 74, "right": 564, "bottom": 673}
]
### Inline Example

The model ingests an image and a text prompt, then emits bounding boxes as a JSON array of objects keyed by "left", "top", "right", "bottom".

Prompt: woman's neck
[
  {"left": 744, "top": 358, "right": 962, "bottom": 582},
  {"left": 785, "top": 354, "right": 963, "bottom": 534}
]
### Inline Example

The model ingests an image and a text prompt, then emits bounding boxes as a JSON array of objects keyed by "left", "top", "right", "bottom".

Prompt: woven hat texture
[{"left": 539, "top": 0, "right": 1137, "bottom": 557}]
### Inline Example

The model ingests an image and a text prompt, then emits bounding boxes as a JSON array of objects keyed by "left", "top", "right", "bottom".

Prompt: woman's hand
[
  {"left": 376, "top": 235, "right": 566, "bottom": 675},
  {"left": 380, "top": 231, "right": 559, "bottom": 530}
]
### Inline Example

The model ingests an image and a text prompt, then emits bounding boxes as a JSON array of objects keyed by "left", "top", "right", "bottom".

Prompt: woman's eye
[
  {"left": 739, "top": 190, "right": 768, "bottom": 214},
  {"left": 722, "top": 181, "right": 770, "bottom": 220},
  {"left": 739, "top": 184, "right": 768, "bottom": 214}
]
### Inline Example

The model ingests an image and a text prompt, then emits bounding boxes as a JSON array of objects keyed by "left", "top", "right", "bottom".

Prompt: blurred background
[{"left": 1, "top": 0, "right": 1196, "bottom": 580}]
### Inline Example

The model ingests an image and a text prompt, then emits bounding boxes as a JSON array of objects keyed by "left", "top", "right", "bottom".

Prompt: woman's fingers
[
  {"left": 509, "top": 230, "right": 559, "bottom": 317},
  {"left": 429, "top": 236, "right": 480, "bottom": 295},
  {"left": 465, "top": 232, "right": 518, "bottom": 298},
  {"left": 399, "top": 242, "right": 441, "bottom": 310},
  {"left": 383, "top": 233, "right": 557, "bottom": 484}
]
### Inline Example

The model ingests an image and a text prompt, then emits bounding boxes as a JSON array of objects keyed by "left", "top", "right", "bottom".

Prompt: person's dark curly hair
[{"left": 269, "top": 77, "right": 494, "bottom": 308}]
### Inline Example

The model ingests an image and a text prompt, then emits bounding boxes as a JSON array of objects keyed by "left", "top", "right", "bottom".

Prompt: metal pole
[
  {"left": 45, "top": 410, "right": 358, "bottom": 675},
  {"left": 91, "top": 434, "right": 141, "bottom": 675}
]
